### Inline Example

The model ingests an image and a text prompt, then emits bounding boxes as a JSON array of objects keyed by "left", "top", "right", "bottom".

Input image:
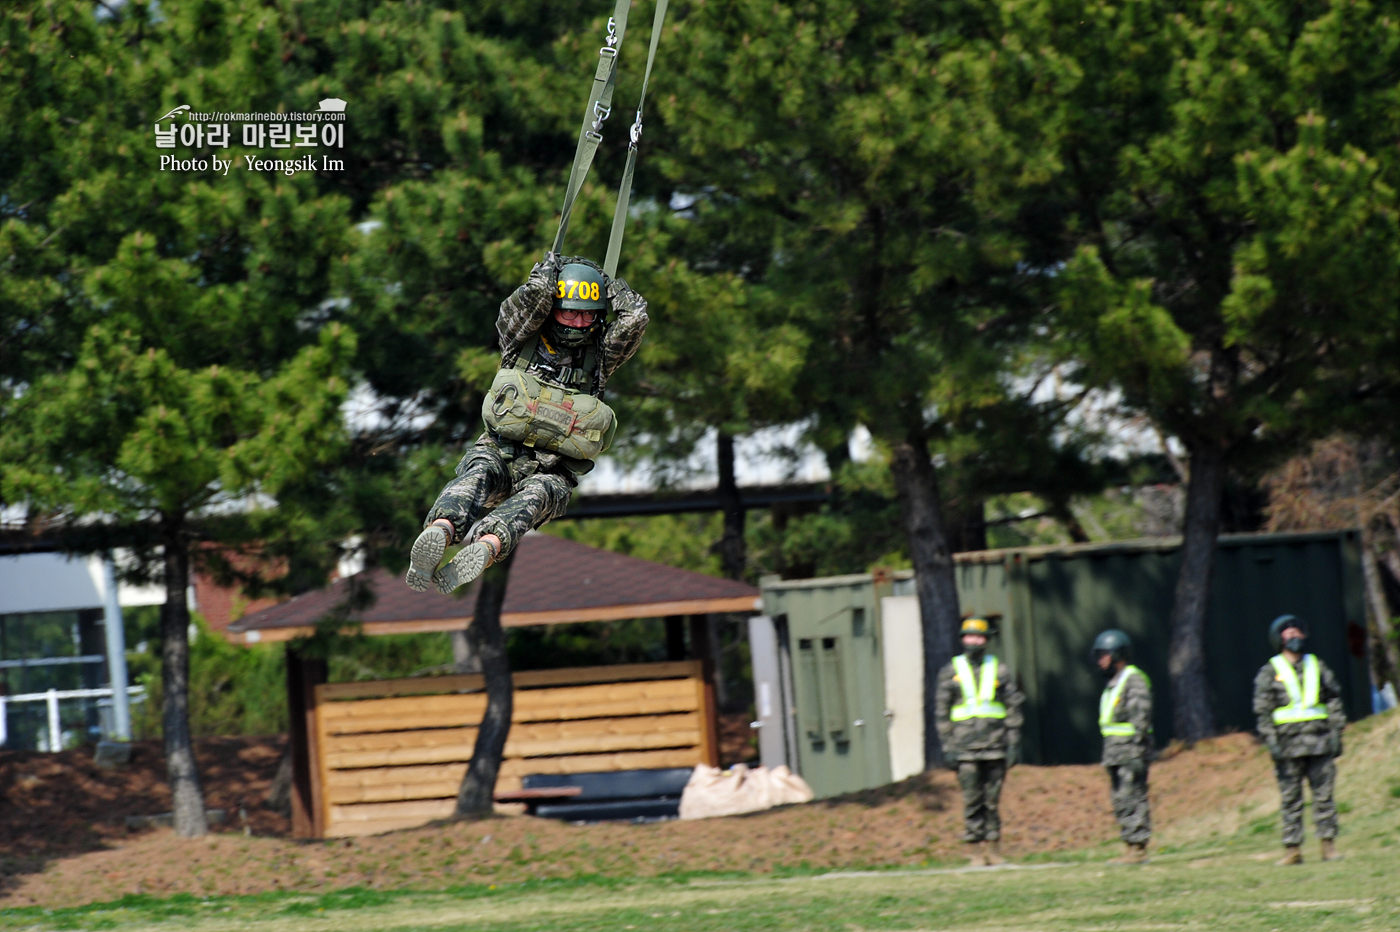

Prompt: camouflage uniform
[
  {"left": 1101, "top": 668, "right": 1153, "bottom": 845},
  {"left": 424, "top": 258, "right": 648, "bottom": 557},
  {"left": 934, "top": 654, "right": 1025, "bottom": 842},
  {"left": 1252, "top": 654, "right": 1345, "bottom": 848}
]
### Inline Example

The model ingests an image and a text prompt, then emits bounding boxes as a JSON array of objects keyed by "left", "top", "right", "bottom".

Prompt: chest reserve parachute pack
[{"left": 481, "top": 0, "right": 668, "bottom": 462}]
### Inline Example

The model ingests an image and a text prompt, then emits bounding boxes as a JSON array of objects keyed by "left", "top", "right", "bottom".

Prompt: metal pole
[
  {"left": 101, "top": 555, "right": 132, "bottom": 740},
  {"left": 46, "top": 688, "right": 61, "bottom": 752}
]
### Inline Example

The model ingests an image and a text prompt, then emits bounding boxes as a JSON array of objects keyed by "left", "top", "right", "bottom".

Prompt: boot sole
[
  {"left": 434, "top": 542, "right": 490, "bottom": 594},
  {"left": 406, "top": 527, "right": 448, "bottom": 592}
]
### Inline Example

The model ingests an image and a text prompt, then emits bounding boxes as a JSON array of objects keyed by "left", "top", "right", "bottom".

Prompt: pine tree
[
  {"left": 1037, "top": 0, "right": 1400, "bottom": 740},
  {"left": 648, "top": 0, "right": 1070, "bottom": 765},
  {"left": 1, "top": 0, "right": 358, "bottom": 835}
]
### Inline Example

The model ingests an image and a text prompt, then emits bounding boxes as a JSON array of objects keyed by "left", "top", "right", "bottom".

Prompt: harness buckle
[
  {"left": 629, "top": 112, "right": 643, "bottom": 150},
  {"left": 604, "top": 17, "right": 619, "bottom": 48},
  {"left": 591, "top": 101, "right": 612, "bottom": 132}
]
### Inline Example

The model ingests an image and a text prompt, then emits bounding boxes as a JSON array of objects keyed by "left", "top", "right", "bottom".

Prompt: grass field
[
  {"left": 1, "top": 842, "right": 1396, "bottom": 932},
  {"left": 4, "top": 711, "right": 1397, "bottom": 931}
]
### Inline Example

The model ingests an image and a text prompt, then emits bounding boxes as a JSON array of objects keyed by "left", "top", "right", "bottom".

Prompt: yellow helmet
[{"left": 960, "top": 616, "right": 991, "bottom": 636}]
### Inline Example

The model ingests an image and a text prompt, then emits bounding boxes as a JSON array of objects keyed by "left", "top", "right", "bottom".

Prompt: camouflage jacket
[
  {"left": 934, "top": 654, "right": 1024, "bottom": 762},
  {"left": 1252, "top": 654, "right": 1346, "bottom": 759},
  {"left": 496, "top": 257, "right": 648, "bottom": 395},
  {"left": 1101, "top": 667, "right": 1153, "bottom": 766}
]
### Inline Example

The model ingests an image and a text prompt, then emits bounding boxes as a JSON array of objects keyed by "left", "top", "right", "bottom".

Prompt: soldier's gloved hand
[
  {"left": 1329, "top": 731, "right": 1343, "bottom": 758},
  {"left": 1007, "top": 742, "right": 1021, "bottom": 768},
  {"left": 607, "top": 277, "right": 648, "bottom": 316},
  {"left": 1265, "top": 740, "right": 1282, "bottom": 761},
  {"left": 524, "top": 254, "right": 562, "bottom": 295}
]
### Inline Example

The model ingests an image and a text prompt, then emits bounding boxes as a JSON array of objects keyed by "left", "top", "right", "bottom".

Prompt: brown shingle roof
[{"left": 228, "top": 533, "right": 761, "bottom": 643}]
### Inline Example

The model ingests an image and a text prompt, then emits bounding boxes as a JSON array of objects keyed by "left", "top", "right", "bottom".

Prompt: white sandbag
[{"left": 678, "top": 762, "right": 815, "bottom": 819}]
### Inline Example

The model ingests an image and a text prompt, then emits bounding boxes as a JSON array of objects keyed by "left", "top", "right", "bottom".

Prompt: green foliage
[
  {"left": 1041, "top": 0, "right": 1400, "bottom": 466},
  {"left": 507, "top": 620, "right": 672, "bottom": 671},
  {"left": 130, "top": 617, "right": 287, "bottom": 738},
  {"left": 328, "top": 633, "right": 456, "bottom": 683}
]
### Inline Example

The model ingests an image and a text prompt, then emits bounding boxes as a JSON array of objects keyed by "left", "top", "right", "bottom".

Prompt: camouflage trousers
[
  {"left": 1106, "top": 759, "right": 1152, "bottom": 844},
  {"left": 424, "top": 439, "right": 574, "bottom": 559},
  {"left": 1274, "top": 754, "right": 1337, "bottom": 847},
  {"left": 957, "top": 759, "right": 1007, "bottom": 842}
]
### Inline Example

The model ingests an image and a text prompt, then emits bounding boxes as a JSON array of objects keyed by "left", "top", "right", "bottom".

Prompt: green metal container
[{"left": 757, "top": 530, "right": 1372, "bottom": 796}]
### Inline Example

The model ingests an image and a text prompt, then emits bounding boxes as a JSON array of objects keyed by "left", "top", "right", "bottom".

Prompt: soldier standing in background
[
  {"left": 935, "top": 617, "right": 1025, "bottom": 867},
  {"left": 1253, "top": 614, "right": 1347, "bottom": 865},
  {"left": 1093, "top": 629, "right": 1153, "bottom": 864}
]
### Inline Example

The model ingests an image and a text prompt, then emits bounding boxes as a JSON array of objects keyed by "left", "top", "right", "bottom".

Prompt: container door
[
  {"left": 880, "top": 595, "right": 924, "bottom": 781},
  {"left": 747, "top": 615, "right": 793, "bottom": 769}
]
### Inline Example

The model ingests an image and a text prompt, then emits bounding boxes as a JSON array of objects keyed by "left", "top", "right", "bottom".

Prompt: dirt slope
[{"left": 1, "top": 727, "right": 1296, "bottom": 908}]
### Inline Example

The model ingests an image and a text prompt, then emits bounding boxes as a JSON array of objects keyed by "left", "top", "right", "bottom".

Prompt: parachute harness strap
[
  {"left": 552, "top": 0, "right": 633, "bottom": 256},
  {"left": 604, "top": 0, "right": 670, "bottom": 278}
]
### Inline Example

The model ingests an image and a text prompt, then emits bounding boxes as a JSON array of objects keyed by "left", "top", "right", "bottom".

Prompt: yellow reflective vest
[
  {"left": 1099, "top": 665, "right": 1150, "bottom": 737},
  {"left": 1268, "top": 654, "right": 1328, "bottom": 724},
  {"left": 951, "top": 654, "right": 1007, "bottom": 721}
]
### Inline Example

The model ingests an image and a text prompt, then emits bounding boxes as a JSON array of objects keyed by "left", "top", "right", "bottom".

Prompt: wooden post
[
  {"left": 665, "top": 615, "right": 686, "bottom": 661},
  {"left": 689, "top": 615, "right": 720, "bottom": 766},
  {"left": 285, "top": 645, "right": 327, "bottom": 839}
]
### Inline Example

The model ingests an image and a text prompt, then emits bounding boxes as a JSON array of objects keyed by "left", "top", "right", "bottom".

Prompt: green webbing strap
[
  {"left": 552, "top": 0, "right": 633, "bottom": 256},
  {"left": 603, "top": 0, "right": 670, "bottom": 278}
]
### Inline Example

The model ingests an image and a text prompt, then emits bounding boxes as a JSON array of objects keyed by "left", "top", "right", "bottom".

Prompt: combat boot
[
  {"left": 1275, "top": 846, "right": 1303, "bottom": 866},
  {"left": 433, "top": 538, "right": 497, "bottom": 594},
  {"left": 1108, "top": 842, "right": 1148, "bottom": 865},
  {"left": 1320, "top": 839, "right": 1343, "bottom": 862},
  {"left": 965, "top": 842, "right": 988, "bottom": 867},
  {"left": 406, "top": 523, "right": 451, "bottom": 592},
  {"left": 984, "top": 839, "right": 1006, "bottom": 866}
]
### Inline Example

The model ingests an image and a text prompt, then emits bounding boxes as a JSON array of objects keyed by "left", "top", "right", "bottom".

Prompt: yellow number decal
[
  {"left": 557, "top": 280, "right": 566, "bottom": 299},
  {"left": 590, "top": 281, "right": 600, "bottom": 301},
  {"left": 567, "top": 280, "right": 578, "bottom": 299}
]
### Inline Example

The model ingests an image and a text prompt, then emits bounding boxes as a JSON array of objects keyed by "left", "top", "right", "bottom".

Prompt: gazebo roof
[{"left": 226, "top": 533, "right": 761, "bottom": 644}]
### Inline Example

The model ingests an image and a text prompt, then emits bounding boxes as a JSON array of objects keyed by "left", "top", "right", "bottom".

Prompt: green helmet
[
  {"left": 1269, "top": 615, "right": 1308, "bottom": 651},
  {"left": 554, "top": 259, "right": 608, "bottom": 312},
  {"left": 1092, "top": 629, "right": 1132, "bottom": 663}
]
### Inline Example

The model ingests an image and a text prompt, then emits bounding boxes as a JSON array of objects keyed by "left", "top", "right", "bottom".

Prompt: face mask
[
  {"left": 1283, "top": 636, "right": 1306, "bottom": 654},
  {"left": 1100, "top": 661, "right": 1119, "bottom": 680},
  {"left": 544, "top": 317, "right": 596, "bottom": 350}
]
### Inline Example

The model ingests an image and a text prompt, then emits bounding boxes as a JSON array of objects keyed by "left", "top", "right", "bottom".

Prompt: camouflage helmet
[
  {"left": 960, "top": 616, "right": 993, "bottom": 637},
  {"left": 554, "top": 258, "right": 608, "bottom": 312},
  {"left": 1269, "top": 614, "right": 1308, "bottom": 651},
  {"left": 1092, "top": 628, "right": 1132, "bottom": 663}
]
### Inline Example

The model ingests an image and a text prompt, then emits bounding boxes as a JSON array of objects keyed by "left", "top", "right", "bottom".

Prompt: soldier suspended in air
[
  {"left": 1253, "top": 615, "right": 1347, "bottom": 865},
  {"left": 406, "top": 258, "right": 647, "bottom": 594},
  {"left": 404, "top": 0, "right": 666, "bottom": 594}
]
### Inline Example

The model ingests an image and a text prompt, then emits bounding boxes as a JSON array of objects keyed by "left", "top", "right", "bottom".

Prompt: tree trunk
[
  {"left": 1167, "top": 442, "right": 1223, "bottom": 743},
  {"left": 160, "top": 515, "right": 207, "bottom": 837},
  {"left": 716, "top": 431, "right": 746, "bottom": 580},
  {"left": 451, "top": 629, "right": 482, "bottom": 674},
  {"left": 454, "top": 547, "right": 517, "bottom": 819},
  {"left": 1358, "top": 526, "right": 1400, "bottom": 694},
  {"left": 890, "top": 432, "right": 962, "bottom": 770}
]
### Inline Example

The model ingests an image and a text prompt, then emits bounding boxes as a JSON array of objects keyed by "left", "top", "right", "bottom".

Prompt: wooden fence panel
[{"left": 311, "top": 661, "right": 717, "bottom": 837}]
